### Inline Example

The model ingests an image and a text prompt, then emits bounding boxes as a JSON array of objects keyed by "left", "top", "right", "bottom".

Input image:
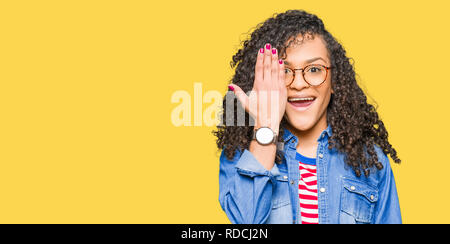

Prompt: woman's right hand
[{"left": 228, "top": 43, "right": 287, "bottom": 134}]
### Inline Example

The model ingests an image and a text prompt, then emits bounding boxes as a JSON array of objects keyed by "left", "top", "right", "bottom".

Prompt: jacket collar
[{"left": 282, "top": 124, "right": 332, "bottom": 142}]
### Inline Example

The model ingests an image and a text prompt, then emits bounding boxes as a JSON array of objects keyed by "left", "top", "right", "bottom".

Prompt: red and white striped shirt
[{"left": 297, "top": 152, "right": 319, "bottom": 224}]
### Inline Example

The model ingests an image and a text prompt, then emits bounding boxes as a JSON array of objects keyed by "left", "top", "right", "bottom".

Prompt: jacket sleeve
[
  {"left": 373, "top": 148, "right": 402, "bottom": 224},
  {"left": 218, "top": 148, "right": 281, "bottom": 224}
]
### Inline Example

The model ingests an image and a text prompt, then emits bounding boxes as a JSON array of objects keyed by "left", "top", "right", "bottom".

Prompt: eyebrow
[{"left": 284, "top": 57, "right": 327, "bottom": 66}]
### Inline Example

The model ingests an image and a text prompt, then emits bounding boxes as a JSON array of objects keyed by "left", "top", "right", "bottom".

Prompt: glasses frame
[{"left": 284, "top": 64, "right": 333, "bottom": 87}]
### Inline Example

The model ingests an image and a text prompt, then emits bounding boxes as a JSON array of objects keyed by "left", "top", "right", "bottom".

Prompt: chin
[{"left": 285, "top": 114, "right": 317, "bottom": 131}]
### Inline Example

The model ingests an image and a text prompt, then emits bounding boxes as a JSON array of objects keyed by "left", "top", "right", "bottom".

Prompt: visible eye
[
  {"left": 284, "top": 68, "right": 293, "bottom": 74},
  {"left": 306, "top": 65, "right": 324, "bottom": 73}
]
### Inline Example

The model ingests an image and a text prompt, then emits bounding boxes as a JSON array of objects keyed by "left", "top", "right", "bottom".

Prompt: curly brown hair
[{"left": 212, "top": 9, "right": 401, "bottom": 177}]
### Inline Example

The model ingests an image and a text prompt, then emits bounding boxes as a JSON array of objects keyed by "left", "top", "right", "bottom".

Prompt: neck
[{"left": 287, "top": 113, "right": 328, "bottom": 154}]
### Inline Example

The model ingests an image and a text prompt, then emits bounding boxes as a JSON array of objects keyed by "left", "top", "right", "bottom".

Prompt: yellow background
[{"left": 0, "top": 0, "right": 449, "bottom": 223}]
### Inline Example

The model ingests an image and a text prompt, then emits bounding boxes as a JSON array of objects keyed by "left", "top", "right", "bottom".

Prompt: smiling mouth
[{"left": 288, "top": 97, "right": 316, "bottom": 108}]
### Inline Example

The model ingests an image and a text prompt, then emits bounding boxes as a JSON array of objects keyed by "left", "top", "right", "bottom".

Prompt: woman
[{"left": 213, "top": 10, "right": 401, "bottom": 224}]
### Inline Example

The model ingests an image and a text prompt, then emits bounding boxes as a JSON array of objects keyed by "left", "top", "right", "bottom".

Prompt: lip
[{"left": 288, "top": 97, "right": 316, "bottom": 111}]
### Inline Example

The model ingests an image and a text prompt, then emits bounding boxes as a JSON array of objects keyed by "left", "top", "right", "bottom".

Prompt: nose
[{"left": 289, "top": 72, "right": 310, "bottom": 90}]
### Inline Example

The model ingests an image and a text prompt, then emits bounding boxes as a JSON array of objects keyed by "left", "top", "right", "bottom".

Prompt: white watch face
[{"left": 256, "top": 127, "right": 274, "bottom": 145}]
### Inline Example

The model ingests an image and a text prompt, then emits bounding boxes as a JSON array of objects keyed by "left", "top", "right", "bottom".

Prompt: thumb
[{"left": 228, "top": 84, "right": 249, "bottom": 112}]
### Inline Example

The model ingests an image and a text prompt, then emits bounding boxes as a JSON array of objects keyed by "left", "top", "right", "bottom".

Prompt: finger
[
  {"left": 278, "top": 58, "right": 286, "bottom": 88},
  {"left": 228, "top": 84, "right": 249, "bottom": 112},
  {"left": 254, "top": 47, "right": 264, "bottom": 85},
  {"left": 263, "top": 43, "right": 272, "bottom": 83},
  {"left": 271, "top": 47, "right": 279, "bottom": 85}
]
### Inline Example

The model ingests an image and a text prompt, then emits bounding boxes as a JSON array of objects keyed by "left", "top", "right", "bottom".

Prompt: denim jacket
[{"left": 218, "top": 125, "right": 402, "bottom": 224}]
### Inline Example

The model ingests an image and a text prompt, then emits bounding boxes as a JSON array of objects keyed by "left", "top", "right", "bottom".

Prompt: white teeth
[{"left": 288, "top": 97, "right": 315, "bottom": 102}]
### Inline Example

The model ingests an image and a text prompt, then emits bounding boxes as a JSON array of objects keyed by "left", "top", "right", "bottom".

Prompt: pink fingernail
[
  {"left": 279, "top": 59, "right": 283, "bottom": 64},
  {"left": 272, "top": 48, "right": 277, "bottom": 55},
  {"left": 265, "top": 44, "right": 271, "bottom": 50},
  {"left": 259, "top": 48, "right": 264, "bottom": 53},
  {"left": 228, "top": 85, "right": 234, "bottom": 91}
]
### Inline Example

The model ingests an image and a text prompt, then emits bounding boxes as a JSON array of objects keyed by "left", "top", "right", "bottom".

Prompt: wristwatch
[{"left": 252, "top": 127, "right": 278, "bottom": 145}]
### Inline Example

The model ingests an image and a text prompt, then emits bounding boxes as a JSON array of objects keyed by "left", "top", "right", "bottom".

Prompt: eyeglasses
[{"left": 284, "top": 64, "right": 333, "bottom": 87}]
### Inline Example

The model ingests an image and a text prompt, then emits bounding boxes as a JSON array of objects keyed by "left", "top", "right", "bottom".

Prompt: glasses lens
[
  {"left": 304, "top": 65, "right": 327, "bottom": 86},
  {"left": 284, "top": 68, "right": 294, "bottom": 85}
]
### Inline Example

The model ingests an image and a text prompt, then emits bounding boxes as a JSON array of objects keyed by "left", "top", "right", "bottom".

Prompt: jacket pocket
[
  {"left": 266, "top": 173, "right": 292, "bottom": 224},
  {"left": 339, "top": 177, "right": 378, "bottom": 224},
  {"left": 271, "top": 174, "right": 291, "bottom": 209}
]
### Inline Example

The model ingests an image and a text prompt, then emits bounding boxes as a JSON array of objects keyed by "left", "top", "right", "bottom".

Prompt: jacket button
[
  {"left": 320, "top": 187, "right": 326, "bottom": 193},
  {"left": 318, "top": 153, "right": 324, "bottom": 158},
  {"left": 370, "top": 195, "right": 374, "bottom": 200},
  {"left": 290, "top": 180, "right": 295, "bottom": 185},
  {"left": 350, "top": 186, "right": 356, "bottom": 191}
]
